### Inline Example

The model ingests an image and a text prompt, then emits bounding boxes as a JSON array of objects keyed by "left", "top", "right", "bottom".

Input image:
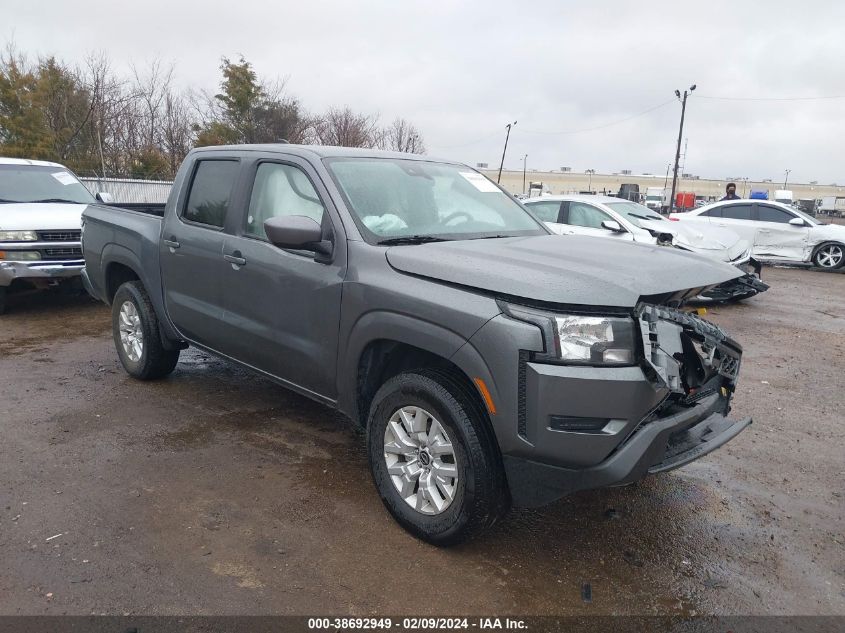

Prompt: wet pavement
[{"left": 0, "top": 267, "right": 843, "bottom": 616}]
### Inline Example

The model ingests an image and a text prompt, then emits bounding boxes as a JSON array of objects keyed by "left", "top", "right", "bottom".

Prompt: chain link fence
[{"left": 80, "top": 177, "right": 174, "bottom": 204}]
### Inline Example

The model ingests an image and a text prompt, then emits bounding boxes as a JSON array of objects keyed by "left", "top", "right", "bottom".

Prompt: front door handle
[
  {"left": 223, "top": 253, "right": 247, "bottom": 267},
  {"left": 163, "top": 238, "right": 180, "bottom": 249}
]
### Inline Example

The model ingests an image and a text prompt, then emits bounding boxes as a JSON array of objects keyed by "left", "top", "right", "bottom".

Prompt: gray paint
[
  {"left": 386, "top": 234, "right": 742, "bottom": 308},
  {"left": 82, "top": 144, "right": 751, "bottom": 508}
]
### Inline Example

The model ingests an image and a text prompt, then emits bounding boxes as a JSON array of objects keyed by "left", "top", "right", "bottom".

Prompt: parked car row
[{"left": 523, "top": 195, "right": 769, "bottom": 302}]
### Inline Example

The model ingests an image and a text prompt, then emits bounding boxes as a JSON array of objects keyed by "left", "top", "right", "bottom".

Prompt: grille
[
  {"left": 37, "top": 230, "right": 81, "bottom": 242},
  {"left": 42, "top": 247, "right": 83, "bottom": 260}
]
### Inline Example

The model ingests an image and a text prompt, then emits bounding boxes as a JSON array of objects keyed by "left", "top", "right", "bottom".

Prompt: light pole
[
  {"left": 669, "top": 84, "right": 696, "bottom": 211},
  {"left": 497, "top": 120, "right": 517, "bottom": 184},
  {"left": 783, "top": 169, "right": 791, "bottom": 188},
  {"left": 522, "top": 154, "right": 528, "bottom": 194},
  {"left": 586, "top": 169, "right": 595, "bottom": 192}
]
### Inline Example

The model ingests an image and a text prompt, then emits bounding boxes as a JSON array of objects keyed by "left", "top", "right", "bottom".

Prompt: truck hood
[
  {"left": 385, "top": 234, "right": 743, "bottom": 308},
  {"left": 0, "top": 202, "right": 88, "bottom": 230},
  {"left": 637, "top": 219, "right": 749, "bottom": 262}
]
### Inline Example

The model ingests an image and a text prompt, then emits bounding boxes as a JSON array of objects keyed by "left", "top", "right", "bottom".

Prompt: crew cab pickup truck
[
  {"left": 0, "top": 158, "right": 111, "bottom": 314},
  {"left": 81, "top": 145, "right": 753, "bottom": 544}
]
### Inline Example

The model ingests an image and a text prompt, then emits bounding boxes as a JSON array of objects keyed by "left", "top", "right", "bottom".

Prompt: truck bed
[{"left": 81, "top": 204, "right": 165, "bottom": 307}]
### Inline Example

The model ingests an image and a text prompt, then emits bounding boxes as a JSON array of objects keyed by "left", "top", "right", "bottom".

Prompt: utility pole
[
  {"left": 522, "top": 154, "right": 528, "bottom": 194},
  {"left": 497, "top": 120, "right": 517, "bottom": 184},
  {"left": 669, "top": 84, "right": 696, "bottom": 211},
  {"left": 783, "top": 169, "right": 791, "bottom": 188}
]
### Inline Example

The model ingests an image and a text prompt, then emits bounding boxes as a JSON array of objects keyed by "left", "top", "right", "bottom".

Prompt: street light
[
  {"left": 522, "top": 154, "right": 528, "bottom": 194},
  {"left": 669, "top": 84, "right": 696, "bottom": 212},
  {"left": 585, "top": 169, "right": 595, "bottom": 192},
  {"left": 783, "top": 169, "right": 791, "bottom": 188},
  {"left": 497, "top": 120, "right": 517, "bottom": 184}
]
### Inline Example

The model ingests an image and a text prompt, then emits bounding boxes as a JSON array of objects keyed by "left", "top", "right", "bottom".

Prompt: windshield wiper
[
  {"left": 377, "top": 235, "right": 450, "bottom": 246},
  {"left": 628, "top": 213, "right": 664, "bottom": 222},
  {"left": 27, "top": 198, "right": 85, "bottom": 204}
]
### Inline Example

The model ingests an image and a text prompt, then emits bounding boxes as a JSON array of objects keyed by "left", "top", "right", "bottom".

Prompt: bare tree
[
  {"left": 380, "top": 117, "right": 425, "bottom": 154},
  {"left": 313, "top": 106, "right": 380, "bottom": 148}
]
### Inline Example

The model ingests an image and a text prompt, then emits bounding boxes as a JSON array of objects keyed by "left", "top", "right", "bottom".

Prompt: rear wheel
[
  {"left": 0, "top": 287, "right": 7, "bottom": 315},
  {"left": 366, "top": 370, "right": 509, "bottom": 545},
  {"left": 112, "top": 281, "right": 180, "bottom": 379},
  {"left": 813, "top": 243, "right": 845, "bottom": 269}
]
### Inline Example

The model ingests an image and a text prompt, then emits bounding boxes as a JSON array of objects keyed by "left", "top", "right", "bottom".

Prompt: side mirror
[
  {"left": 788, "top": 217, "right": 806, "bottom": 227},
  {"left": 95, "top": 192, "right": 114, "bottom": 204},
  {"left": 263, "top": 215, "right": 332, "bottom": 257},
  {"left": 601, "top": 220, "right": 625, "bottom": 233}
]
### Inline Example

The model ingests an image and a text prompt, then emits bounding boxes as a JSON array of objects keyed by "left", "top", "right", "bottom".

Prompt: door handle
[
  {"left": 163, "top": 238, "right": 180, "bottom": 249},
  {"left": 223, "top": 253, "right": 247, "bottom": 267},
  {"left": 758, "top": 229, "right": 770, "bottom": 233},
  {"left": 716, "top": 223, "right": 727, "bottom": 227}
]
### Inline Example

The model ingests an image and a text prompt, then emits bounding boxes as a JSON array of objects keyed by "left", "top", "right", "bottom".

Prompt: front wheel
[
  {"left": 813, "top": 243, "right": 845, "bottom": 269},
  {"left": 366, "top": 370, "right": 509, "bottom": 545},
  {"left": 112, "top": 281, "right": 180, "bottom": 380},
  {"left": 0, "top": 287, "right": 7, "bottom": 315}
]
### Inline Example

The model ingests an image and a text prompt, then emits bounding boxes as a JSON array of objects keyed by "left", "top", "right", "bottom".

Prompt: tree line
[{"left": 0, "top": 47, "right": 426, "bottom": 180}]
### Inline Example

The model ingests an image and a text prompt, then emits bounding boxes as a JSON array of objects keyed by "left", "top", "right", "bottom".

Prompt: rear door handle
[
  {"left": 163, "top": 239, "right": 180, "bottom": 249},
  {"left": 223, "top": 253, "right": 247, "bottom": 267}
]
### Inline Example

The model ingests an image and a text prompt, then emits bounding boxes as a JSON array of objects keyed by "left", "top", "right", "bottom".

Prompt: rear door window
[
  {"left": 721, "top": 204, "right": 753, "bottom": 221},
  {"left": 182, "top": 160, "right": 240, "bottom": 228}
]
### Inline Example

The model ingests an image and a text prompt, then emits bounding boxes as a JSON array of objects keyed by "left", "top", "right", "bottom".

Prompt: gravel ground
[{"left": 0, "top": 266, "right": 843, "bottom": 616}]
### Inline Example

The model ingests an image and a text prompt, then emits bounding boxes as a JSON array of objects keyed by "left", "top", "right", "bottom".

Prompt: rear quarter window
[{"left": 182, "top": 160, "right": 240, "bottom": 228}]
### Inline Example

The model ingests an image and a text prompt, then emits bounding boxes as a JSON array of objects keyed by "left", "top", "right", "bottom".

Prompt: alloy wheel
[
  {"left": 816, "top": 244, "right": 844, "bottom": 268},
  {"left": 118, "top": 300, "right": 144, "bottom": 362},
  {"left": 383, "top": 406, "right": 458, "bottom": 515}
]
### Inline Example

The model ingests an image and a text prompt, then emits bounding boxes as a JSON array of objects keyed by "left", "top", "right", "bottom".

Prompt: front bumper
[
  {"left": 0, "top": 260, "right": 84, "bottom": 287},
  {"left": 504, "top": 390, "right": 751, "bottom": 507},
  {"left": 497, "top": 304, "right": 751, "bottom": 507}
]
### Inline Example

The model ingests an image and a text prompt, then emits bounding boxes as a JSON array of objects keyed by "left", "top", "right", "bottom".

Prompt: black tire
[
  {"left": 0, "top": 287, "right": 7, "bottom": 315},
  {"left": 112, "top": 281, "right": 179, "bottom": 380},
  {"left": 367, "top": 369, "right": 509, "bottom": 546},
  {"left": 812, "top": 242, "right": 845, "bottom": 270}
]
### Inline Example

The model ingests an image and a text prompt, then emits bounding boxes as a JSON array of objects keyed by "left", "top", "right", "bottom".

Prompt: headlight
[
  {"left": 0, "top": 230, "right": 38, "bottom": 242},
  {"left": 500, "top": 302, "right": 638, "bottom": 365},
  {"left": 0, "top": 250, "right": 41, "bottom": 261}
]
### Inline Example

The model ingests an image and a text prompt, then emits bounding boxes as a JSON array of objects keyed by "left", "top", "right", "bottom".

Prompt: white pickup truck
[{"left": 0, "top": 158, "right": 110, "bottom": 314}]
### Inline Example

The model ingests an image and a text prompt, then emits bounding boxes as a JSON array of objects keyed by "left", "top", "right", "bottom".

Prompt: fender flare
[{"left": 337, "top": 310, "right": 494, "bottom": 421}]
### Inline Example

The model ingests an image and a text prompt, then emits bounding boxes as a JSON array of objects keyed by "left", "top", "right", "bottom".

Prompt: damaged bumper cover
[{"left": 504, "top": 305, "right": 751, "bottom": 507}]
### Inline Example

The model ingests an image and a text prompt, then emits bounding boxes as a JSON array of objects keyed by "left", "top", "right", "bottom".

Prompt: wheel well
[
  {"left": 356, "top": 340, "right": 483, "bottom": 427},
  {"left": 105, "top": 263, "right": 141, "bottom": 304},
  {"left": 812, "top": 240, "right": 845, "bottom": 257}
]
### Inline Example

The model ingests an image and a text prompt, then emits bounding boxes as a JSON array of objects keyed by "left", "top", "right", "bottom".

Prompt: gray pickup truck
[{"left": 82, "top": 144, "right": 752, "bottom": 544}]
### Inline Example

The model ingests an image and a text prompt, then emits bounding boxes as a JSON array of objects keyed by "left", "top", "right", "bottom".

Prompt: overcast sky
[{"left": 6, "top": 0, "right": 844, "bottom": 182}]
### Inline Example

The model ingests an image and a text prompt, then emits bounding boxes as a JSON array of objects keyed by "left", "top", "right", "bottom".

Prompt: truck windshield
[
  {"left": 324, "top": 157, "right": 547, "bottom": 243},
  {"left": 0, "top": 164, "right": 96, "bottom": 204}
]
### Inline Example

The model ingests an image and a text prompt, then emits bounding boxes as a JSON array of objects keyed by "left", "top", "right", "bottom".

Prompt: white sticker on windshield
[
  {"left": 51, "top": 171, "right": 77, "bottom": 186},
  {"left": 459, "top": 171, "right": 500, "bottom": 193}
]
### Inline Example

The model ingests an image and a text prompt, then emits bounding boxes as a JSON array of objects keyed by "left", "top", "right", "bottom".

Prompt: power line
[
  {"left": 429, "top": 130, "right": 505, "bottom": 149},
  {"left": 695, "top": 94, "right": 845, "bottom": 101},
  {"left": 521, "top": 99, "right": 676, "bottom": 135}
]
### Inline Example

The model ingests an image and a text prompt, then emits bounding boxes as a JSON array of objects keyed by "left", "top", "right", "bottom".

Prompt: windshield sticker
[
  {"left": 51, "top": 171, "right": 77, "bottom": 186},
  {"left": 459, "top": 172, "right": 500, "bottom": 193}
]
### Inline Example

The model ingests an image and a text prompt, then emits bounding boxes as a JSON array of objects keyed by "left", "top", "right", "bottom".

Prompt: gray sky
[{"left": 7, "top": 0, "right": 844, "bottom": 182}]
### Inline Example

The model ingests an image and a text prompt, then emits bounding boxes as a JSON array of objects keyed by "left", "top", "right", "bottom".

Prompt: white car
[
  {"left": 523, "top": 195, "right": 768, "bottom": 301},
  {"left": 670, "top": 199, "right": 845, "bottom": 270},
  {"left": 0, "top": 158, "right": 109, "bottom": 314}
]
